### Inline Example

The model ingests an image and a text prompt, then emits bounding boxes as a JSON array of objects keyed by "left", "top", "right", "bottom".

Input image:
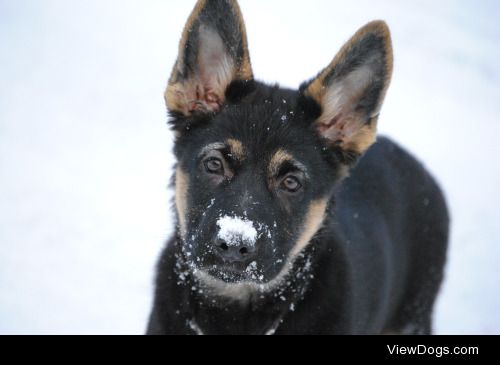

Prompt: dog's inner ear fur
[
  {"left": 166, "top": 0, "right": 253, "bottom": 116},
  {"left": 303, "top": 21, "right": 393, "bottom": 161}
]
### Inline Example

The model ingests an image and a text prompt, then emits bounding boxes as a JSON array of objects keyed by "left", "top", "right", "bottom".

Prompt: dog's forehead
[{"left": 206, "top": 102, "right": 315, "bottom": 163}]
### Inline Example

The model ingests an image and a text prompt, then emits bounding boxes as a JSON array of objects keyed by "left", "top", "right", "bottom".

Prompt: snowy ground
[{"left": 0, "top": 0, "right": 499, "bottom": 335}]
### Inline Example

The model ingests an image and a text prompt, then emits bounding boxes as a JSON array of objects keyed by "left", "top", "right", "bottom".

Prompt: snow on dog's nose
[{"left": 214, "top": 216, "right": 258, "bottom": 264}]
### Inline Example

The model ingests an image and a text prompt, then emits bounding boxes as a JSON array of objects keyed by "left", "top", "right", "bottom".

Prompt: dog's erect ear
[
  {"left": 166, "top": 0, "right": 253, "bottom": 116},
  {"left": 302, "top": 21, "right": 393, "bottom": 163}
]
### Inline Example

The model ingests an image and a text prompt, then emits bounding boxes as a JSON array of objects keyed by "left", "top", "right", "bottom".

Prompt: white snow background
[{"left": 0, "top": 0, "right": 499, "bottom": 335}]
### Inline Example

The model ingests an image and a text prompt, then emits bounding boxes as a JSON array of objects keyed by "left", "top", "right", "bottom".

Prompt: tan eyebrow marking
[
  {"left": 226, "top": 139, "right": 245, "bottom": 161},
  {"left": 268, "top": 149, "right": 294, "bottom": 177},
  {"left": 199, "top": 142, "right": 227, "bottom": 158},
  {"left": 268, "top": 149, "right": 308, "bottom": 178}
]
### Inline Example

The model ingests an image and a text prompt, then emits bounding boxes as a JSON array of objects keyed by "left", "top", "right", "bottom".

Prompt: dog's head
[{"left": 166, "top": 0, "right": 393, "bottom": 299}]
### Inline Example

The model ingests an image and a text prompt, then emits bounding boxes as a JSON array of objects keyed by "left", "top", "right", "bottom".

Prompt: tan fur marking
[
  {"left": 268, "top": 149, "right": 294, "bottom": 176},
  {"left": 344, "top": 120, "right": 378, "bottom": 155},
  {"left": 165, "top": 82, "right": 192, "bottom": 116},
  {"left": 291, "top": 199, "right": 328, "bottom": 257},
  {"left": 226, "top": 139, "right": 246, "bottom": 161},
  {"left": 175, "top": 167, "right": 189, "bottom": 238},
  {"left": 336, "top": 164, "right": 352, "bottom": 180}
]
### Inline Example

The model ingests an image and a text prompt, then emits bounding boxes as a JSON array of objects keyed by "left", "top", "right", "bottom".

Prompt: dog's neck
[
  {"left": 187, "top": 311, "right": 285, "bottom": 336},
  {"left": 186, "top": 294, "right": 290, "bottom": 335}
]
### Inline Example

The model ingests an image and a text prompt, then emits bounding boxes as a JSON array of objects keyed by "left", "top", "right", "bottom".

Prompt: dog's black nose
[{"left": 214, "top": 238, "right": 256, "bottom": 264}]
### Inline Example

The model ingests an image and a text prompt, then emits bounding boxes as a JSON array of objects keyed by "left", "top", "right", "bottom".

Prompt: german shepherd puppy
[{"left": 147, "top": 0, "right": 449, "bottom": 335}]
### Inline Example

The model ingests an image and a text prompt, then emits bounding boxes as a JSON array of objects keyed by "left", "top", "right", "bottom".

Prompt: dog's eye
[
  {"left": 205, "top": 158, "right": 224, "bottom": 174},
  {"left": 280, "top": 176, "right": 302, "bottom": 193}
]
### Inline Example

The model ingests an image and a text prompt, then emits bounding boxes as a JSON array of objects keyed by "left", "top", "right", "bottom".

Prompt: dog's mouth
[
  {"left": 188, "top": 253, "right": 316, "bottom": 303},
  {"left": 204, "top": 262, "right": 265, "bottom": 284}
]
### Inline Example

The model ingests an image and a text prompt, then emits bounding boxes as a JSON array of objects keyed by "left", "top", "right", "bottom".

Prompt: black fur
[
  {"left": 148, "top": 85, "right": 449, "bottom": 335},
  {"left": 147, "top": 1, "right": 449, "bottom": 335}
]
